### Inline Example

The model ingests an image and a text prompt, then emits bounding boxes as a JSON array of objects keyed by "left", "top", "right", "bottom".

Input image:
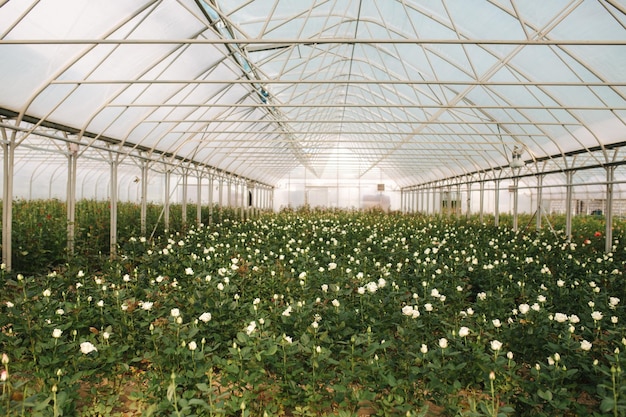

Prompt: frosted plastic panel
[{"left": 0, "top": 0, "right": 624, "bottom": 193}]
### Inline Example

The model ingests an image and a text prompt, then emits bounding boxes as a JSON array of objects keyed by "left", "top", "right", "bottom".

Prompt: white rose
[
  {"left": 80, "top": 341, "right": 97, "bottom": 355},
  {"left": 554, "top": 313, "right": 568, "bottom": 323},
  {"left": 490, "top": 340, "right": 503, "bottom": 351}
]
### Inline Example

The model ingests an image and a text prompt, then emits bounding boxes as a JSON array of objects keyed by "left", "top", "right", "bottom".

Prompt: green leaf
[
  {"left": 236, "top": 331, "right": 249, "bottom": 344},
  {"left": 188, "top": 398, "right": 210, "bottom": 409},
  {"left": 537, "top": 389, "right": 553, "bottom": 402},
  {"left": 266, "top": 344, "right": 278, "bottom": 356},
  {"left": 600, "top": 397, "right": 616, "bottom": 412}
]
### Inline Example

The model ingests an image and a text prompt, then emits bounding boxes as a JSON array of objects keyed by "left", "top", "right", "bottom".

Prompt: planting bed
[{"left": 1, "top": 209, "right": 625, "bottom": 416}]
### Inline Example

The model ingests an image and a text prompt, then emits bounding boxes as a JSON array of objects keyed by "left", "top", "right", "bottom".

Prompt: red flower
[{"left": 594, "top": 231, "right": 602, "bottom": 237}]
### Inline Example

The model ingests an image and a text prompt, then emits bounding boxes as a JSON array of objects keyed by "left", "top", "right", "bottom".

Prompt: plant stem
[
  {"left": 489, "top": 372, "right": 497, "bottom": 417},
  {"left": 208, "top": 368, "right": 215, "bottom": 417},
  {"left": 611, "top": 366, "right": 619, "bottom": 417}
]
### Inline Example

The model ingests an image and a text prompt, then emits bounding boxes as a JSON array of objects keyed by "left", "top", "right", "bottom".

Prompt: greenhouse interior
[{"left": 1, "top": 1, "right": 626, "bottom": 416}]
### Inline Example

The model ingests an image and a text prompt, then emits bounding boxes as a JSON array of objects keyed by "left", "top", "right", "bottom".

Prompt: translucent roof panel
[{"left": 0, "top": 0, "right": 625, "bottom": 188}]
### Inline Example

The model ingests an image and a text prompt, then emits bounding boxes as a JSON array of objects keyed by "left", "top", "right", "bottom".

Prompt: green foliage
[
  {"left": 2, "top": 200, "right": 245, "bottom": 274},
  {"left": 1, "top": 208, "right": 625, "bottom": 415}
]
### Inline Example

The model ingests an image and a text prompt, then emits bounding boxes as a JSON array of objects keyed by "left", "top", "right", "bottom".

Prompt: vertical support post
[
  {"left": 240, "top": 182, "right": 245, "bottom": 221},
  {"left": 565, "top": 171, "right": 574, "bottom": 241},
  {"left": 416, "top": 187, "right": 420, "bottom": 213},
  {"left": 494, "top": 179, "right": 500, "bottom": 227},
  {"left": 446, "top": 184, "right": 452, "bottom": 218},
  {"left": 164, "top": 170, "right": 171, "bottom": 230},
  {"left": 140, "top": 160, "right": 149, "bottom": 236},
  {"left": 110, "top": 157, "right": 118, "bottom": 258},
  {"left": 181, "top": 170, "right": 188, "bottom": 227},
  {"left": 66, "top": 143, "right": 78, "bottom": 256},
  {"left": 218, "top": 177, "right": 224, "bottom": 222},
  {"left": 208, "top": 174, "right": 214, "bottom": 225},
  {"left": 466, "top": 182, "right": 471, "bottom": 218},
  {"left": 406, "top": 190, "right": 410, "bottom": 213},
  {"left": 456, "top": 183, "right": 462, "bottom": 217},
  {"left": 400, "top": 190, "right": 404, "bottom": 213},
  {"left": 479, "top": 179, "right": 485, "bottom": 223},
  {"left": 512, "top": 175, "right": 519, "bottom": 232},
  {"left": 536, "top": 175, "right": 543, "bottom": 231},
  {"left": 227, "top": 178, "right": 232, "bottom": 207},
  {"left": 2, "top": 130, "right": 15, "bottom": 271},
  {"left": 196, "top": 172, "right": 202, "bottom": 226},
  {"left": 605, "top": 166, "right": 615, "bottom": 253}
]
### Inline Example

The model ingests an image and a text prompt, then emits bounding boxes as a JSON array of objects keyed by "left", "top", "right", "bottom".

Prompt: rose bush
[{"left": 1, "top": 209, "right": 625, "bottom": 416}]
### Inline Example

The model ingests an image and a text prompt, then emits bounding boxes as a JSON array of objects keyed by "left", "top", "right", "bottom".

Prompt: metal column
[
  {"left": 456, "top": 183, "right": 461, "bottom": 217},
  {"left": 2, "top": 130, "right": 14, "bottom": 271},
  {"left": 140, "top": 161, "right": 149, "bottom": 236},
  {"left": 66, "top": 143, "right": 78, "bottom": 255},
  {"left": 164, "top": 170, "right": 171, "bottom": 230},
  {"left": 240, "top": 181, "right": 245, "bottom": 221},
  {"left": 536, "top": 175, "right": 543, "bottom": 231},
  {"left": 218, "top": 177, "right": 224, "bottom": 222},
  {"left": 181, "top": 170, "right": 188, "bottom": 227},
  {"left": 110, "top": 157, "right": 119, "bottom": 258},
  {"left": 565, "top": 171, "right": 574, "bottom": 241},
  {"left": 479, "top": 180, "right": 485, "bottom": 223},
  {"left": 605, "top": 166, "right": 615, "bottom": 253},
  {"left": 227, "top": 178, "right": 232, "bottom": 207},
  {"left": 196, "top": 173, "right": 202, "bottom": 226},
  {"left": 512, "top": 176, "right": 519, "bottom": 232},
  {"left": 466, "top": 182, "right": 471, "bottom": 218},
  {"left": 494, "top": 179, "right": 500, "bottom": 227},
  {"left": 208, "top": 174, "right": 214, "bottom": 225}
]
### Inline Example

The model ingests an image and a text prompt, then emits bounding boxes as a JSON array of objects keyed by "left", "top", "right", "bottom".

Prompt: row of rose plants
[
  {"left": 5, "top": 199, "right": 245, "bottom": 274},
  {"left": 1, "top": 210, "right": 625, "bottom": 416}
]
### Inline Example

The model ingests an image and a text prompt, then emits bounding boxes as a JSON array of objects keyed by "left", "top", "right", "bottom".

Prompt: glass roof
[{"left": 0, "top": 0, "right": 625, "bottom": 190}]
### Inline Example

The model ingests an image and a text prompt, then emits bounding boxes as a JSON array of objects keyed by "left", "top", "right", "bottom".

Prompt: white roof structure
[{"left": 0, "top": 0, "right": 624, "bottom": 203}]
